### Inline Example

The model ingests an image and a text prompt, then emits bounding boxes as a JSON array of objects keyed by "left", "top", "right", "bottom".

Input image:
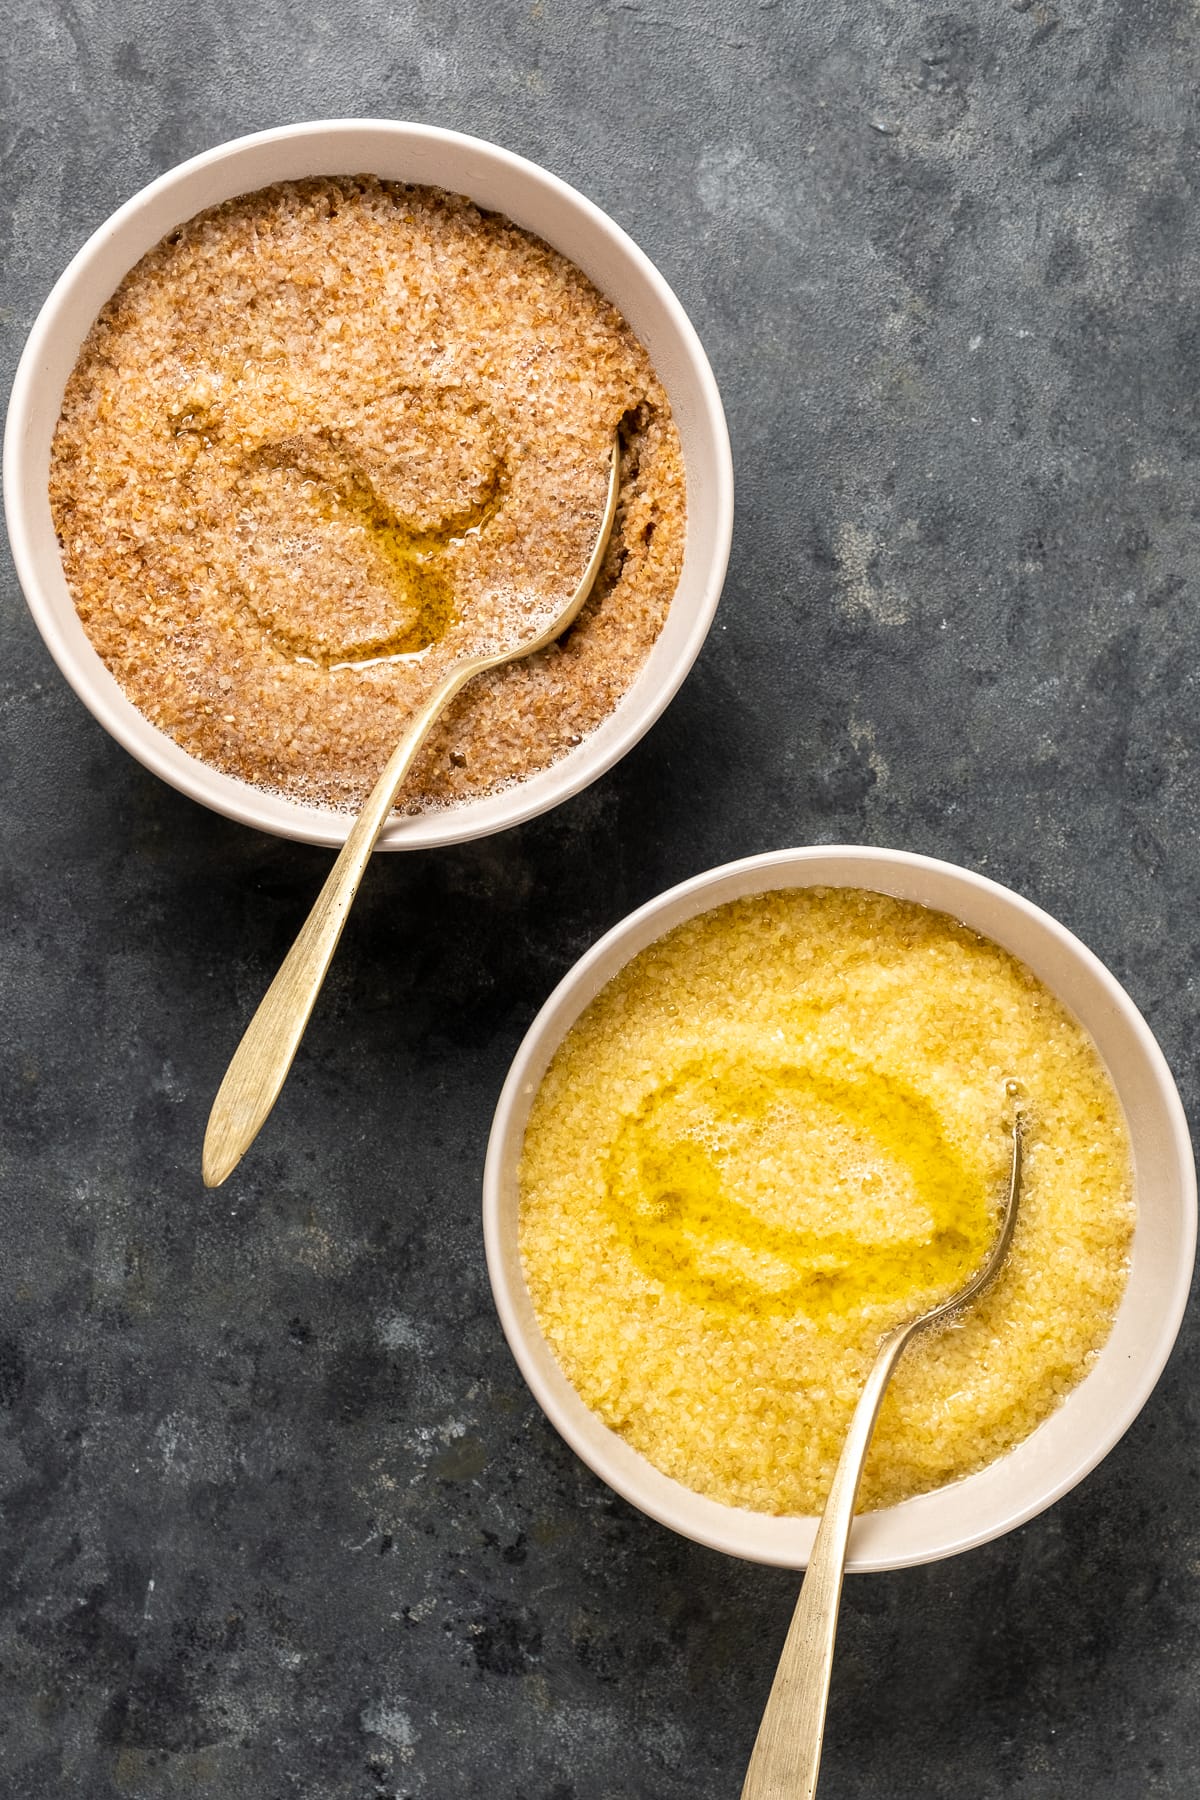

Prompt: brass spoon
[
  {"left": 202, "top": 433, "right": 621, "bottom": 1188},
  {"left": 741, "top": 1090, "right": 1025, "bottom": 1800}
]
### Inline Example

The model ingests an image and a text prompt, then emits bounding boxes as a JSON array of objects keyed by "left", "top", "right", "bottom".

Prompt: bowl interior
[
  {"left": 483, "top": 846, "right": 1196, "bottom": 1572},
  {"left": 4, "top": 120, "right": 732, "bottom": 849}
]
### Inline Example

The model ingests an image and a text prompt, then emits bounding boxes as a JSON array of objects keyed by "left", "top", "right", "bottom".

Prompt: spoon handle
[
  {"left": 740, "top": 1322, "right": 913, "bottom": 1800},
  {"left": 201, "top": 659, "right": 481, "bottom": 1188}
]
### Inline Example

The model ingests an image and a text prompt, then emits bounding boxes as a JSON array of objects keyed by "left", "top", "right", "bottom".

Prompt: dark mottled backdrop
[{"left": 3, "top": 2, "right": 1199, "bottom": 1796}]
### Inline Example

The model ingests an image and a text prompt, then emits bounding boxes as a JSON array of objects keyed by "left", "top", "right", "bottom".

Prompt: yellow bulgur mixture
[
  {"left": 519, "top": 888, "right": 1133, "bottom": 1514},
  {"left": 48, "top": 177, "right": 685, "bottom": 813}
]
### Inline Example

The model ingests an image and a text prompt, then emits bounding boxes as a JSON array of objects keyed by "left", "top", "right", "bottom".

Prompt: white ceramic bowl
[
  {"left": 483, "top": 846, "right": 1196, "bottom": 1572},
  {"left": 3, "top": 120, "right": 733, "bottom": 850}
]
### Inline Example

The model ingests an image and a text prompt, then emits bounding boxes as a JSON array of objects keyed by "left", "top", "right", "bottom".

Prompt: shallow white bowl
[
  {"left": 483, "top": 846, "right": 1196, "bottom": 1572},
  {"left": 3, "top": 120, "right": 733, "bottom": 850}
]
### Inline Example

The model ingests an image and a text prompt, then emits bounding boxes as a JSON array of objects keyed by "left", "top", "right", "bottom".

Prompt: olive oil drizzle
[
  {"left": 243, "top": 431, "right": 507, "bottom": 670},
  {"left": 602, "top": 1054, "right": 995, "bottom": 1323}
]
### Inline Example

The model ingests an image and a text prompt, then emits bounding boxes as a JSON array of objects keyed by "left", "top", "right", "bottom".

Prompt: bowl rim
[
  {"left": 482, "top": 844, "right": 1197, "bottom": 1571},
  {"left": 2, "top": 117, "right": 734, "bottom": 850}
]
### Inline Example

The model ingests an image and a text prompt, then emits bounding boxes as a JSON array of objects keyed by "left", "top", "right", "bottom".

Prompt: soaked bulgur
[
  {"left": 519, "top": 889, "right": 1134, "bottom": 1515},
  {"left": 48, "top": 177, "right": 686, "bottom": 812}
]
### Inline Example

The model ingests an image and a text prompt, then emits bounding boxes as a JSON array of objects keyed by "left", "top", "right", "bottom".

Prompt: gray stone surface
[{"left": 3, "top": 1, "right": 1199, "bottom": 1794}]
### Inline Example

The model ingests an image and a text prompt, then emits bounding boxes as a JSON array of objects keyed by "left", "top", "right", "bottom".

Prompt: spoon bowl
[
  {"left": 3, "top": 119, "right": 733, "bottom": 851},
  {"left": 483, "top": 845, "right": 1196, "bottom": 1573}
]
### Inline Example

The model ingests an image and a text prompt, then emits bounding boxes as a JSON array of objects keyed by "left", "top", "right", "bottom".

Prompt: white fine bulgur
[{"left": 518, "top": 888, "right": 1134, "bottom": 1515}]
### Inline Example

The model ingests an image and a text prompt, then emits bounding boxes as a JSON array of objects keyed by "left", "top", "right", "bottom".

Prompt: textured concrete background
[{"left": 3, "top": 2, "right": 1200, "bottom": 1795}]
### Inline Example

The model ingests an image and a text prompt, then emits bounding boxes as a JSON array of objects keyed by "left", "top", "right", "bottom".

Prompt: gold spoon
[
  {"left": 741, "top": 1088, "right": 1025, "bottom": 1800},
  {"left": 202, "top": 433, "right": 622, "bottom": 1188}
]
